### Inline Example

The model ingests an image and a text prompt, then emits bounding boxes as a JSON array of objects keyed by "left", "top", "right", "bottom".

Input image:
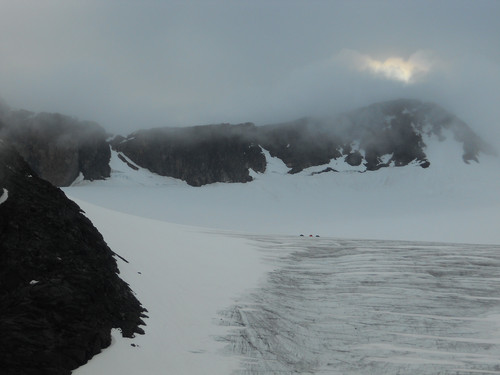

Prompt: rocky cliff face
[
  {"left": 333, "top": 99, "right": 493, "bottom": 165},
  {"left": 257, "top": 99, "right": 496, "bottom": 172},
  {"left": 0, "top": 108, "right": 110, "bottom": 187},
  {"left": 113, "top": 99, "right": 494, "bottom": 185},
  {"left": 0, "top": 141, "right": 146, "bottom": 375},
  {"left": 112, "top": 123, "right": 266, "bottom": 186}
]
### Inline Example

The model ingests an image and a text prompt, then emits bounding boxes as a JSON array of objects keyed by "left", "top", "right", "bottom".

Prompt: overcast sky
[{"left": 1, "top": 1, "right": 499, "bottom": 142}]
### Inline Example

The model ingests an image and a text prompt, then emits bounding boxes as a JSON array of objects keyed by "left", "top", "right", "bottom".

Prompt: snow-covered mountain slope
[{"left": 65, "top": 129, "right": 500, "bottom": 245}]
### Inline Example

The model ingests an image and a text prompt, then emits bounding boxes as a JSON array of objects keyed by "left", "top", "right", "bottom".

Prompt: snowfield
[
  {"left": 66, "top": 138, "right": 500, "bottom": 244},
  {"left": 65, "top": 140, "right": 500, "bottom": 374},
  {"left": 70, "top": 200, "right": 270, "bottom": 375},
  {"left": 0, "top": 187, "right": 8, "bottom": 205}
]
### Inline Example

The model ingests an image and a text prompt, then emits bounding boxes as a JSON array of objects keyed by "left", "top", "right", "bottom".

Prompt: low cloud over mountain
[
  {"left": 113, "top": 99, "right": 495, "bottom": 186},
  {"left": 0, "top": 99, "right": 495, "bottom": 187}
]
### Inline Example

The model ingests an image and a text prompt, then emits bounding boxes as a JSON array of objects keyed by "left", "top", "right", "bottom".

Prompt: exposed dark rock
[
  {"left": 260, "top": 102, "right": 430, "bottom": 173},
  {"left": 0, "top": 108, "right": 110, "bottom": 187},
  {"left": 113, "top": 123, "right": 266, "bottom": 186},
  {"left": 256, "top": 118, "right": 344, "bottom": 174},
  {"left": 0, "top": 141, "right": 146, "bottom": 375},
  {"left": 311, "top": 167, "right": 338, "bottom": 175},
  {"left": 117, "top": 153, "right": 139, "bottom": 171},
  {"left": 345, "top": 151, "right": 363, "bottom": 166}
]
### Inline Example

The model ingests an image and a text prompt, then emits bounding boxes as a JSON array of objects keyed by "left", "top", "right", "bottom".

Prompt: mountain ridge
[
  {"left": 0, "top": 99, "right": 495, "bottom": 187},
  {"left": 113, "top": 99, "right": 495, "bottom": 186}
]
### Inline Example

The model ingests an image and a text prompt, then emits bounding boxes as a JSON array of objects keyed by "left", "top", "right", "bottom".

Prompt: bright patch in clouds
[
  {"left": 364, "top": 57, "right": 425, "bottom": 83},
  {"left": 339, "top": 50, "right": 437, "bottom": 83}
]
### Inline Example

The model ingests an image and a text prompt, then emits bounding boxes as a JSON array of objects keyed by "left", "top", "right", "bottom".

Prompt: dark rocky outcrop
[
  {"left": 344, "top": 151, "right": 363, "bottom": 167},
  {"left": 0, "top": 141, "right": 146, "bottom": 375},
  {"left": 311, "top": 167, "right": 338, "bottom": 175},
  {"left": 0, "top": 107, "right": 110, "bottom": 187},
  {"left": 257, "top": 118, "right": 344, "bottom": 174},
  {"left": 117, "top": 153, "right": 139, "bottom": 171},
  {"left": 112, "top": 123, "right": 266, "bottom": 186}
]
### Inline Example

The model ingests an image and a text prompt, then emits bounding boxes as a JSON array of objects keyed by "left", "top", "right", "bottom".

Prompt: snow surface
[
  {"left": 0, "top": 187, "right": 8, "bottom": 205},
  {"left": 64, "top": 140, "right": 500, "bottom": 374},
  {"left": 218, "top": 236, "right": 500, "bottom": 374},
  {"left": 71, "top": 199, "right": 272, "bottom": 375},
  {"left": 70, "top": 202, "right": 500, "bottom": 374},
  {"left": 66, "top": 140, "right": 500, "bottom": 245}
]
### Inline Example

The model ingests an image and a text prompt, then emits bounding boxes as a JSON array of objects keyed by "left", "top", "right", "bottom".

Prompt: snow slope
[
  {"left": 65, "top": 137, "right": 500, "bottom": 244},
  {"left": 0, "top": 188, "right": 8, "bottom": 205},
  {"left": 64, "top": 137, "right": 500, "bottom": 374},
  {"left": 71, "top": 200, "right": 272, "bottom": 375}
]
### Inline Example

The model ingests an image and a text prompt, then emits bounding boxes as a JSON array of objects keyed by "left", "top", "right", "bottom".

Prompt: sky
[{"left": 0, "top": 0, "right": 499, "bottom": 143}]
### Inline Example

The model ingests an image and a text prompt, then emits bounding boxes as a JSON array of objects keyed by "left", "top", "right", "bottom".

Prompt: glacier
[{"left": 218, "top": 235, "right": 500, "bottom": 374}]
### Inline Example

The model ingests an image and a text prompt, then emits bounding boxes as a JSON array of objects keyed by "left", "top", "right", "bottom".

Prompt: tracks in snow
[{"left": 218, "top": 236, "right": 500, "bottom": 374}]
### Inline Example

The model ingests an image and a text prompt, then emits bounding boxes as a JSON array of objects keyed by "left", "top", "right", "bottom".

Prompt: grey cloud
[{"left": 0, "top": 0, "right": 498, "bottom": 145}]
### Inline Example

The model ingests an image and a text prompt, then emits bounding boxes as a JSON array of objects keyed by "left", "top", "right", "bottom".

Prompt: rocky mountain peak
[{"left": 337, "top": 99, "right": 495, "bottom": 164}]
